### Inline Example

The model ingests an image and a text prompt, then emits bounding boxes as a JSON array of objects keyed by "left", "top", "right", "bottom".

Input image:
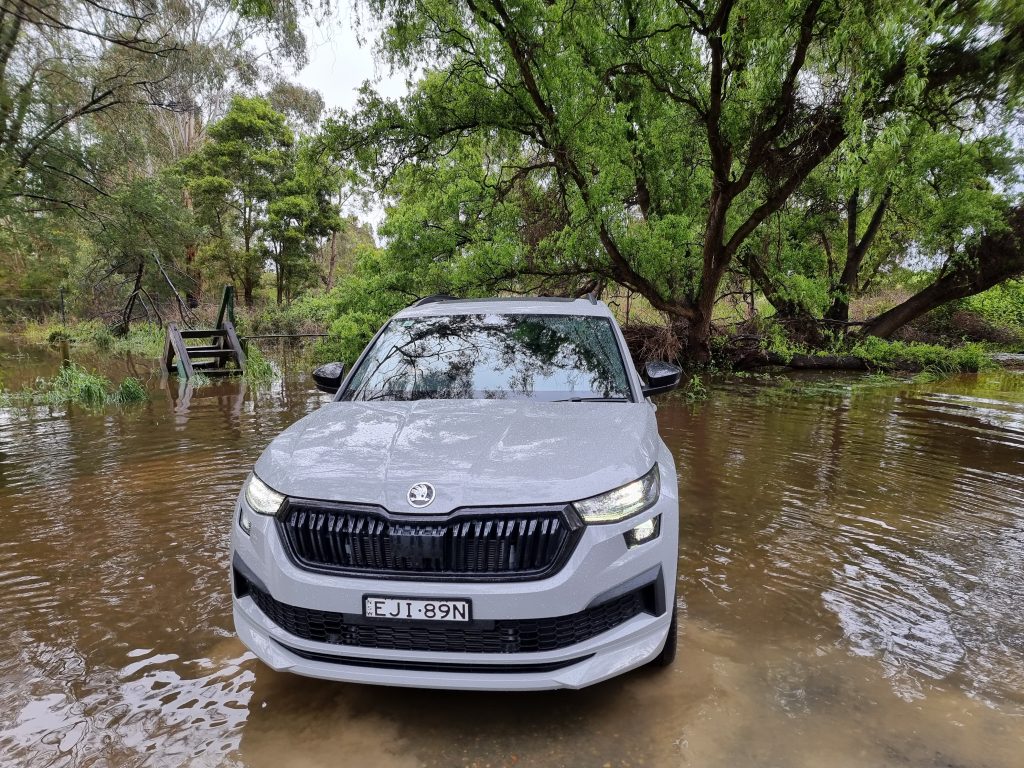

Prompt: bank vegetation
[{"left": 1, "top": 1, "right": 1022, "bottom": 373}]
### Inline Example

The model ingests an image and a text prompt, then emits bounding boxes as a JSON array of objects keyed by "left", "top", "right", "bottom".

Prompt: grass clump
[
  {"left": 244, "top": 343, "right": 276, "bottom": 383},
  {"left": 42, "top": 363, "right": 109, "bottom": 406},
  {"left": 9, "top": 363, "right": 148, "bottom": 407},
  {"left": 848, "top": 337, "right": 994, "bottom": 373},
  {"left": 113, "top": 323, "right": 165, "bottom": 356},
  {"left": 110, "top": 376, "right": 148, "bottom": 404}
]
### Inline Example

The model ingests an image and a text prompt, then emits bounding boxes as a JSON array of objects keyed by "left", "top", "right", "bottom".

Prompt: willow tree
[{"left": 332, "top": 0, "right": 1023, "bottom": 358}]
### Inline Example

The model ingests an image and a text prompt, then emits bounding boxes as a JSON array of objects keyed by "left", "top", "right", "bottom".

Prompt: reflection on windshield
[{"left": 342, "top": 314, "right": 632, "bottom": 402}]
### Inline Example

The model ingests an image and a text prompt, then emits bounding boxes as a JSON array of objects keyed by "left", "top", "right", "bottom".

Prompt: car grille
[
  {"left": 276, "top": 502, "right": 580, "bottom": 581},
  {"left": 240, "top": 578, "right": 654, "bottom": 654}
]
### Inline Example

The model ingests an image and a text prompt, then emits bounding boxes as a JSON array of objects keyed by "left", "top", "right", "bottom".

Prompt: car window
[{"left": 341, "top": 313, "right": 633, "bottom": 402}]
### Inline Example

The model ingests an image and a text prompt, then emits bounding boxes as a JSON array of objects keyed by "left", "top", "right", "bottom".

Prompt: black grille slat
[
  {"left": 277, "top": 503, "right": 577, "bottom": 580},
  {"left": 245, "top": 582, "right": 650, "bottom": 654}
]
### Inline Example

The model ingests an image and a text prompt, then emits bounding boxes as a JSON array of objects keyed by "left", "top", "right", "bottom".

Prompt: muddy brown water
[{"left": 1, "top": 338, "right": 1023, "bottom": 767}]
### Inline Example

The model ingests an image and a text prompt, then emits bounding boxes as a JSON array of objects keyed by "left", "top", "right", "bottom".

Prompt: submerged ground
[{"left": 0, "top": 337, "right": 1022, "bottom": 767}]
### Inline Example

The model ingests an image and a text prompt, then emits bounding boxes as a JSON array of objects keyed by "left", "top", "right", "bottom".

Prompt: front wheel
[{"left": 651, "top": 607, "right": 677, "bottom": 668}]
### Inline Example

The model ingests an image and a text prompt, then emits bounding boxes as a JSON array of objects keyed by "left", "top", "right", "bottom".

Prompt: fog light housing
[
  {"left": 624, "top": 515, "right": 660, "bottom": 548},
  {"left": 239, "top": 505, "right": 252, "bottom": 535}
]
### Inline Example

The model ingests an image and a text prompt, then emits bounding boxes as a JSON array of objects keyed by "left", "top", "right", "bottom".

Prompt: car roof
[{"left": 395, "top": 296, "right": 616, "bottom": 319}]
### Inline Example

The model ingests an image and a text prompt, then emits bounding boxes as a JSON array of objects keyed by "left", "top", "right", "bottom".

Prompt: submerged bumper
[{"left": 230, "top": 476, "right": 678, "bottom": 691}]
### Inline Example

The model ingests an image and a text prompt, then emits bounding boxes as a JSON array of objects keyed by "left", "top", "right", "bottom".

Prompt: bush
[
  {"left": 962, "top": 280, "right": 1024, "bottom": 331},
  {"left": 244, "top": 294, "right": 335, "bottom": 336}
]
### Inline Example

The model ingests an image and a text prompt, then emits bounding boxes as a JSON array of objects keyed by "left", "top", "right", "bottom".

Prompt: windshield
[{"left": 342, "top": 313, "right": 633, "bottom": 402}]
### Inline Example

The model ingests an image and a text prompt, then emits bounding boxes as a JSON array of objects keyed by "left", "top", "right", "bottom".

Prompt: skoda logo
[{"left": 407, "top": 482, "right": 435, "bottom": 508}]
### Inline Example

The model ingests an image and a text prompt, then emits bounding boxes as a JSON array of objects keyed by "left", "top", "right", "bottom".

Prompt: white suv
[{"left": 231, "top": 296, "right": 682, "bottom": 690}]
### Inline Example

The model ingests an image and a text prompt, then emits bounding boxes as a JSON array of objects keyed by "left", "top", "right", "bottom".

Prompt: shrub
[{"left": 962, "top": 280, "right": 1024, "bottom": 331}]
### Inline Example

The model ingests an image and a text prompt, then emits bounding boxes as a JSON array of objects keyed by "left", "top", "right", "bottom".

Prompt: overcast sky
[
  {"left": 293, "top": 9, "right": 408, "bottom": 113},
  {"left": 287, "top": 10, "right": 407, "bottom": 231}
]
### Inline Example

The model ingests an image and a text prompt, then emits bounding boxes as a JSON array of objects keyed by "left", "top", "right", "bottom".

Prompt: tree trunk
[
  {"left": 121, "top": 259, "right": 144, "bottom": 333},
  {"left": 860, "top": 206, "right": 1024, "bottom": 338},
  {"left": 826, "top": 185, "right": 892, "bottom": 322},
  {"left": 183, "top": 187, "right": 200, "bottom": 308},
  {"left": 688, "top": 192, "right": 732, "bottom": 361},
  {"left": 326, "top": 230, "right": 338, "bottom": 289}
]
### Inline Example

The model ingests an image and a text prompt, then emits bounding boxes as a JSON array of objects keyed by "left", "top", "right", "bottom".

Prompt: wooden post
[{"left": 216, "top": 285, "right": 236, "bottom": 330}]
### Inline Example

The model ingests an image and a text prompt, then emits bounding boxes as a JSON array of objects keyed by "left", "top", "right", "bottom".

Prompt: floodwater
[{"left": 1, "top": 336, "right": 1022, "bottom": 767}]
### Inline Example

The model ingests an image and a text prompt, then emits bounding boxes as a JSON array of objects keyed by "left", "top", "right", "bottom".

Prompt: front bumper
[{"left": 230, "top": 476, "right": 678, "bottom": 690}]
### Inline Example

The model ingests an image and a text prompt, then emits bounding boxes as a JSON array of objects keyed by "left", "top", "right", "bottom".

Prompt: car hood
[{"left": 254, "top": 400, "right": 660, "bottom": 513}]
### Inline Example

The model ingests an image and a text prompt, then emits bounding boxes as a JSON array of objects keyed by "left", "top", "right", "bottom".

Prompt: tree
[
  {"left": 317, "top": 215, "right": 375, "bottom": 289},
  {"left": 261, "top": 146, "right": 341, "bottom": 304},
  {"left": 183, "top": 95, "right": 293, "bottom": 305},
  {"left": 0, "top": 0, "right": 315, "bottom": 319},
  {"left": 86, "top": 174, "right": 200, "bottom": 331},
  {"left": 331, "top": 0, "right": 1024, "bottom": 359},
  {"left": 0, "top": 0, "right": 174, "bottom": 211}
]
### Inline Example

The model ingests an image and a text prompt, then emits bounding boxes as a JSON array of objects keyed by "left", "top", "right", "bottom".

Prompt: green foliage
[
  {"left": 13, "top": 363, "right": 148, "bottom": 407},
  {"left": 45, "top": 365, "right": 110, "bottom": 406},
  {"left": 111, "top": 377, "right": 149, "bottom": 404},
  {"left": 848, "top": 337, "right": 993, "bottom": 373},
  {"left": 183, "top": 96, "right": 295, "bottom": 305},
  {"left": 330, "top": 0, "right": 1024, "bottom": 355},
  {"left": 23, "top": 320, "right": 166, "bottom": 358},
  {"left": 112, "top": 324, "right": 166, "bottom": 357},
  {"left": 244, "top": 343, "right": 276, "bottom": 383},
  {"left": 318, "top": 245, "right": 427, "bottom": 365},
  {"left": 243, "top": 292, "right": 336, "bottom": 335},
  {"left": 681, "top": 375, "right": 708, "bottom": 403},
  {"left": 756, "top": 320, "right": 809, "bottom": 364},
  {"left": 962, "top": 281, "right": 1024, "bottom": 332}
]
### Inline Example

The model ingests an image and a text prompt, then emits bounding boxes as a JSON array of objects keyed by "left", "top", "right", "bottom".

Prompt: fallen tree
[{"left": 859, "top": 207, "right": 1024, "bottom": 339}]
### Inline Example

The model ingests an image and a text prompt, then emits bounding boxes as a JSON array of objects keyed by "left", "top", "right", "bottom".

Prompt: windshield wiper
[{"left": 553, "top": 396, "right": 629, "bottom": 402}]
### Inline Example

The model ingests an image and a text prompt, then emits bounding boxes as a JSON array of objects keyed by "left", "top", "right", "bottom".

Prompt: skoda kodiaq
[{"left": 231, "top": 296, "right": 682, "bottom": 690}]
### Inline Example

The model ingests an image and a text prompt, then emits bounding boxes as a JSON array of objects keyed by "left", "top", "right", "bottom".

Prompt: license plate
[{"left": 363, "top": 596, "right": 472, "bottom": 622}]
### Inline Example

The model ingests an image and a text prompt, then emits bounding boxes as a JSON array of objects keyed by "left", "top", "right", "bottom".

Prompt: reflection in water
[
  {"left": 344, "top": 313, "right": 631, "bottom": 401},
  {"left": 0, "top": 343, "right": 1022, "bottom": 766}
]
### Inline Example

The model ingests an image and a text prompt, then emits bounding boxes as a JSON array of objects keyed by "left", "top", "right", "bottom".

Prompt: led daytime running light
[
  {"left": 244, "top": 473, "right": 285, "bottom": 516},
  {"left": 574, "top": 465, "right": 660, "bottom": 523}
]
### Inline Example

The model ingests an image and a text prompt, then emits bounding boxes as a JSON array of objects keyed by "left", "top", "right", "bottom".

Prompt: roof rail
[{"left": 411, "top": 294, "right": 460, "bottom": 307}]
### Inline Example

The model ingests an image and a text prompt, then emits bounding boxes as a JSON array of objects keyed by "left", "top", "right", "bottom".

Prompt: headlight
[
  {"left": 573, "top": 465, "right": 660, "bottom": 523},
  {"left": 244, "top": 473, "right": 285, "bottom": 516}
]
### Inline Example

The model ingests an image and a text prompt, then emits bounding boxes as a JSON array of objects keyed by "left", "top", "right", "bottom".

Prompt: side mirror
[
  {"left": 312, "top": 362, "right": 345, "bottom": 395},
  {"left": 642, "top": 361, "right": 682, "bottom": 397}
]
